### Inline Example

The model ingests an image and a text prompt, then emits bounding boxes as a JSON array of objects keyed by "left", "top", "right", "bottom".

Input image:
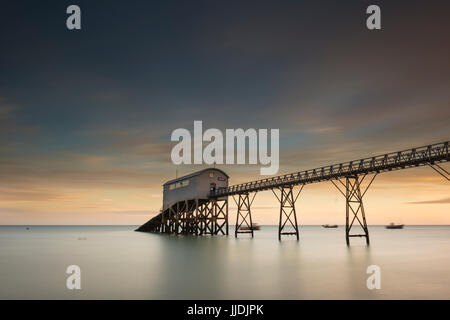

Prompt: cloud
[
  {"left": 0, "top": 207, "right": 33, "bottom": 214},
  {"left": 407, "top": 198, "right": 450, "bottom": 205},
  {"left": 107, "top": 210, "right": 159, "bottom": 215},
  {"left": 0, "top": 100, "right": 40, "bottom": 136},
  {"left": 0, "top": 104, "right": 15, "bottom": 119},
  {"left": 0, "top": 188, "right": 77, "bottom": 202},
  {"left": 71, "top": 154, "right": 112, "bottom": 165}
]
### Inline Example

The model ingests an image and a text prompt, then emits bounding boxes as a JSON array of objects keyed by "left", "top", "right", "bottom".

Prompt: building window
[
  {"left": 209, "top": 172, "right": 214, "bottom": 177},
  {"left": 169, "top": 179, "right": 190, "bottom": 190}
]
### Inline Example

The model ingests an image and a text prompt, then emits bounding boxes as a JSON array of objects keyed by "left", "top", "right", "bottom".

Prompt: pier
[{"left": 137, "top": 141, "right": 449, "bottom": 245}]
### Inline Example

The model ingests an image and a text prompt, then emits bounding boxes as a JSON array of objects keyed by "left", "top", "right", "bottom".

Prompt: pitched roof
[{"left": 163, "top": 168, "right": 229, "bottom": 186}]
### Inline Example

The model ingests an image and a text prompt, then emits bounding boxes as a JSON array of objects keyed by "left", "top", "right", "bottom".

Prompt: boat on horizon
[
  {"left": 322, "top": 224, "right": 338, "bottom": 228},
  {"left": 239, "top": 223, "right": 261, "bottom": 231},
  {"left": 385, "top": 223, "right": 404, "bottom": 229}
]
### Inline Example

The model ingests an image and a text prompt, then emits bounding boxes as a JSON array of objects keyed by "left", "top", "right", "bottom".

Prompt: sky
[{"left": 0, "top": 0, "right": 449, "bottom": 225}]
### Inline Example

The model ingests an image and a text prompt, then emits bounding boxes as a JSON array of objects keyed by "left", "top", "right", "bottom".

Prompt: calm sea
[{"left": 1, "top": 225, "right": 449, "bottom": 299}]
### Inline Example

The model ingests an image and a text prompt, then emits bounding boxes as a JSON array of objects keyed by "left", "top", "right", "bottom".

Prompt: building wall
[
  {"left": 162, "top": 169, "right": 229, "bottom": 209},
  {"left": 196, "top": 169, "right": 228, "bottom": 198},
  {"left": 162, "top": 178, "right": 198, "bottom": 210}
]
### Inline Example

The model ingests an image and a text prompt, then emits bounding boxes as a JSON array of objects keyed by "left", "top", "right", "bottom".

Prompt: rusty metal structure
[
  {"left": 136, "top": 168, "right": 229, "bottom": 235},
  {"left": 137, "top": 141, "right": 449, "bottom": 245}
]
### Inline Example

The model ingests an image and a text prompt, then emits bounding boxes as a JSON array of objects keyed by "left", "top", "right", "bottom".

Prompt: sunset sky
[{"left": 1, "top": 0, "right": 449, "bottom": 225}]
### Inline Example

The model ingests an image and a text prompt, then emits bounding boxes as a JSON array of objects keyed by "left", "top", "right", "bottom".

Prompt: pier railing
[{"left": 211, "top": 141, "right": 449, "bottom": 197}]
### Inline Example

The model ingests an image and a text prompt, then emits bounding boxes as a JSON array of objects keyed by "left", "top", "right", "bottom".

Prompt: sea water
[{"left": 0, "top": 225, "right": 449, "bottom": 299}]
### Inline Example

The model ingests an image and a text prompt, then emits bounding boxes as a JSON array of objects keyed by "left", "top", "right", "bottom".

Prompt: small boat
[
  {"left": 322, "top": 224, "right": 338, "bottom": 228},
  {"left": 239, "top": 223, "right": 261, "bottom": 231},
  {"left": 385, "top": 223, "right": 404, "bottom": 229}
]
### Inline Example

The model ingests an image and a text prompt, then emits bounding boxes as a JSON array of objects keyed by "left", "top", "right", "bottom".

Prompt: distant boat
[
  {"left": 239, "top": 223, "right": 261, "bottom": 231},
  {"left": 386, "top": 223, "right": 404, "bottom": 229},
  {"left": 322, "top": 224, "right": 338, "bottom": 228}
]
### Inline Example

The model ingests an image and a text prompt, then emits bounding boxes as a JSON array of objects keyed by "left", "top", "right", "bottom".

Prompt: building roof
[{"left": 163, "top": 168, "right": 229, "bottom": 186}]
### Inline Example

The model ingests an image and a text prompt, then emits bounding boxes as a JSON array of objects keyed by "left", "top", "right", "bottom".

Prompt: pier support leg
[
  {"left": 332, "top": 174, "right": 376, "bottom": 245},
  {"left": 171, "top": 205, "right": 178, "bottom": 234},
  {"left": 192, "top": 199, "right": 199, "bottom": 235},
  {"left": 183, "top": 199, "right": 195, "bottom": 235},
  {"left": 234, "top": 193, "right": 255, "bottom": 238},
  {"left": 428, "top": 163, "right": 450, "bottom": 181},
  {"left": 197, "top": 201, "right": 206, "bottom": 235},
  {"left": 179, "top": 201, "right": 185, "bottom": 234},
  {"left": 183, "top": 200, "right": 192, "bottom": 235},
  {"left": 226, "top": 198, "right": 229, "bottom": 235},
  {"left": 159, "top": 211, "right": 167, "bottom": 233},
  {"left": 213, "top": 198, "right": 228, "bottom": 235},
  {"left": 205, "top": 201, "right": 215, "bottom": 235},
  {"left": 273, "top": 185, "right": 303, "bottom": 241},
  {"left": 174, "top": 201, "right": 181, "bottom": 235},
  {"left": 346, "top": 176, "right": 369, "bottom": 245}
]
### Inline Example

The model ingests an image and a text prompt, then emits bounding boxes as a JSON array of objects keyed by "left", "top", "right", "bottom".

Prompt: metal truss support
[
  {"left": 183, "top": 199, "right": 198, "bottom": 235},
  {"left": 159, "top": 198, "right": 227, "bottom": 236},
  {"left": 428, "top": 163, "right": 449, "bottom": 182},
  {"left": 175, "top": 201, "right": 183, "bottom": 235},
  {"left": 197, "top": 201, "right": 208, "bottom": 235},
  {"left": 205, "top": 201, "right": 215, "bottom": 235},
  {"left": 161, "top": 211, "right": 166, "bottom": 233},
  {"left": 162, "top": 205, "right": 176, "bottom": 234},
  {"left": 160, "top": 210, "right": 166, "bottom": 233},
  {"left": 331, "top": 174, "right": 377, "bottom": 246},
  {"left": 272, "top": 185, "right": 303, "bottom": 241},
  {"left": 213, "top": 198, "right": 228, "bottom": 235},
  {"left": 233, "top": 193, "right": 256, "bottom": 238},
  {"left": 169, "top": 204, "right": 178, "bottom": 234}
]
